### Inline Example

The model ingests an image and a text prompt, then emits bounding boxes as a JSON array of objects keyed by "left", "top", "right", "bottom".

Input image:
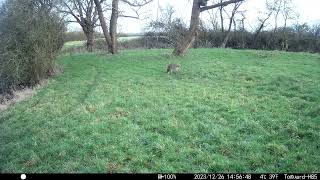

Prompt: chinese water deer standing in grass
[{"left": 167, "top": 64, "right": 181, "bottom": 74}]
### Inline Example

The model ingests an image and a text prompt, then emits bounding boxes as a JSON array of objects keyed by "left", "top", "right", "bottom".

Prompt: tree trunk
[
  {"left": 109, "top": 0, "right": 119, "bottom": 54},
  {"left": 93, "top": 0, "right": 112, "bottom": 52},
  {"left": 83, "top": 26, "right": 94, "bottom": 52},
  {"left": 173, "top": 0, "right": 200, "bottom": 56},
  {"left": 282, "top": 17, "right": 289, "bottom": 51},
  {"left": 221, "top": 11, "right": 235, "bottom": 48},
  {"left": 221, "top": 33, "right": 230, "bottom": 48},
  {"left": 86, "top": 32, "right": 94, "bottom": 52},
  {"left": 221, "top": 2, "right": 242, "bottom": 48},
  {"left": 253, "top": 12, "right": 272, "bottom": 42},
  {"left": 274, "top": 10, "right": 280, "bottom": 32},
  {"left": 219, "top": 1, "right": 224, "bottom": 32},
  {"left": 221, "top": 16, "right": 233, "bottom": 48}
]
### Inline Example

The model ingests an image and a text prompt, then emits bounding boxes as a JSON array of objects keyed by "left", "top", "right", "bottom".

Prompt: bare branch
[
  {"left": 120, "top": 0, "right": 153, "bottom": 7},
  {"left": 200, "top": 0, "right": 245, "bottom": 12},
  {"left": 119, "top": 15, "right": 140, "bottom": 19}
]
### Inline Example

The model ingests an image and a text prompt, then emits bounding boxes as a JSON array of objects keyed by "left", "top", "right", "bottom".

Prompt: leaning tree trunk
[
  {"left": 93, "top": 0, "right": 112, "bottom": 52},
  {"left": 254, "top": 12, "right": 272, "bottom": 42},
  {"left": 173, "top": 0, "right": 201, "bottom": 56},
  {"left": 173, "top": 0, "right": 244, "bottom": 56},
  {"left": 221, "top": 2, "right": 242, "bottom": 48},
  {"left": 172, "top": 0, "right": 245, "bottom": 56},
  {"left": 221, "top": 12, "right": 234, "bottom": 48},
  {"left": 83, "top": 26, "right": 94, "bottom": 52},
  {"left": 221, "top": 18, "right": 233, "bottom": 48},
  {"left": 109, "top": 0, "right": 119, "bottom": 54},
  {"left": 220, "top": 33, "right": 230, "bottom": 48}
]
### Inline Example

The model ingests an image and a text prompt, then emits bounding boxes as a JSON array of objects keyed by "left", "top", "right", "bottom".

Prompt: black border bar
[{"left": 0, "top": 173, "right": 318, "bottom": 180}]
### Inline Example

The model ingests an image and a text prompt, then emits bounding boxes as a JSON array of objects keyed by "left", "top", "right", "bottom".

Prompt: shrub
[{"left": 0, "top": 0, "right": 65, "bottom": 95}]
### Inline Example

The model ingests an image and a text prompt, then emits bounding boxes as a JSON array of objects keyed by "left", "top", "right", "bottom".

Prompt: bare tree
[
  {"left": 220, "top": 1, "right": 243, "bottom": 48},
  {"left": 253, "top": 0, "right": 284, "bottom": 41},
  {"left": 94, "top": 0, "right": 112, "bottom": 52},
  {"left": 254, "top": 0, "right": 296, "bottom": 50},
  {"left": 207, "top": 9, "right": 219, "bottom": 31},
  {"left": 149, "top": 5, "right": 176, "bottom": 33},
  {"left": 109, "top": 0, "right": 120, "bottom": 54},
  {"left": 173, "top": 0, "right": 245, "bottom": 56},
  {"left": 253, "top": 11, "right": 273, "bottom": 41},
  {"left": 219, "top": 0, "right": 224, "bottom": 32},
  {"left": 57, "top": 0, "right": 99, "bottom": 52},
  {"left": 236, "top": 11, "right": 246, "bottom": 48},
  {"left": 280, "top": 0, "right": 296, "bottom": 50},
  {"left": 266, "top": 0, "right": 295, "bottom": 32},
  {"left": 270, "top": 0, "right": 282, "bottom": 32},
  {"left": 94, "top": 0, "right": 153, "bottom": 54},
  {"left": 236, "top": 11, "right": 246, "bottom": 32}
]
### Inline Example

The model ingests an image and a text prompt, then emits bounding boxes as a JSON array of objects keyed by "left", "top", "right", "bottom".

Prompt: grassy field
[
  {"left": 63, "top": 40, "right": 86, "bottom": 49},
  {"left": 0, "top": 48, "right": 319, "bottom": 173}
]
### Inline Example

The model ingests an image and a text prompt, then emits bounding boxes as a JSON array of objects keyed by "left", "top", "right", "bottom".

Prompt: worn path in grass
[{"left": 0, "top": 49, "right": 319, "bottom": 173}]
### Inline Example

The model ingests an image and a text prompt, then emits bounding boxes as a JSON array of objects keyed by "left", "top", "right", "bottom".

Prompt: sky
[{"left": 0, "top": 0, "right": 319, "bottom": 33}]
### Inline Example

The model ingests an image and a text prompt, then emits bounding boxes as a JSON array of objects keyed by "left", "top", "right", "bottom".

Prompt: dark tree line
[
  {"left": 195, "top": 24, "right": 320, "bottom": 53},
  {"left": 143, "top": 21, "right": 320, "bottom": 53}
]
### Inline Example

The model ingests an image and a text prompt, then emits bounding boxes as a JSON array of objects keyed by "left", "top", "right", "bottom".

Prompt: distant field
[
  {"left": 118, "top": 36, "right": 141, "bottom": 42},
  {"left": 0, "top": 48, "right": 319, "bottom": 173},
  {"left": 63, "top": 40, "right": 86, "bottom": 49},
  {"left": 63, "top": 36, "right": 141, "bottom": 50}
]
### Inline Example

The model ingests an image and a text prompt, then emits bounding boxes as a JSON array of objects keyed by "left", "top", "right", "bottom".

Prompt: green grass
[{"left": 0, "top": 48, "right": 319, "bottom": 173}]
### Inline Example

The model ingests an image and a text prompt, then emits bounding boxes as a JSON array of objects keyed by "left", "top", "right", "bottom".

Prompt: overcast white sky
[{"left": 0, "top": 0, "right": 319, "bottom": 33}]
